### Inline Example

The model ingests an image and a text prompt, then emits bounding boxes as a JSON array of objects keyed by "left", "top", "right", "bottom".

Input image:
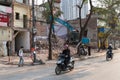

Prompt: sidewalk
[
  {"left": 46, "top": 48, "right": 120, "bottom": 64},
  {"left": 46, "top": 49, "right": 106, "bottom": 64},
  {"left": 0, "top": 48, "right": 119, "bottom": 66}
]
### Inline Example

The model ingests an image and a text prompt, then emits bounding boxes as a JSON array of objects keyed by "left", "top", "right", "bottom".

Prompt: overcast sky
[{"left": 30, "top": 0, "right": 47, "bottom": 5}]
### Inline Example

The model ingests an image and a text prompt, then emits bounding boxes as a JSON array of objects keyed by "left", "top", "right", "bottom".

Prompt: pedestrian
[
  {"left": 88, "top": 45, "right": 91, "bottom": 56},
  {"left": 31, "top": 48, "right": 36, "bottom": 63},
  {"left": 6, "top": 41, "right": 10, "bottom": 63},
  {"left": 18, "top": 46, "right": 24, "bottom": 67}
]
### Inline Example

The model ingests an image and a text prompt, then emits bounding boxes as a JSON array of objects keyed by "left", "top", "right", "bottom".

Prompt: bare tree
[{"left": 76, "top": 0, "right": 93, "bottom": 54}]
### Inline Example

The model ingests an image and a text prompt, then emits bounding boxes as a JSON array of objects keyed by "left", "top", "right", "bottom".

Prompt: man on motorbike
[
  {"left": 107, "top": 44, "right": 113, "bottom": 53},
  {"left": 106, "top": 44, "right": 113, "bottom": 60},
  {"left": 62, "top": 44, "right": 70, "bottom": 68}
]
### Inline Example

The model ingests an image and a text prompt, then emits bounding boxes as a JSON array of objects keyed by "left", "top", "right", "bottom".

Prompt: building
[
  {"left": 68, "top": 15, "right": 98, "bottom": 48},
  {"left": 61, "top": 0, "right": 89, "bottom": 20},
  {"left": 34, "top": 0, "right": 61, "bottom": 37},
  {"left": 0, "top": 0, "right": 31, "bottom": 56},
  {"left": 0, "top": 0, "right": 12, "bottom": 56},
  {"left": 12, "top": 0, "right": 31, "bottom": 52}
]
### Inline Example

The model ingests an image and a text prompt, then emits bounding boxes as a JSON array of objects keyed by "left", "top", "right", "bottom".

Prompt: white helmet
[{"left": 109, "top": 44, "right": 112, "bottom": 46}]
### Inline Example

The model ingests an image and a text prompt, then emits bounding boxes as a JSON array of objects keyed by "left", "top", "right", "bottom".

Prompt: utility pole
[{"left": 32, "top": 0, "right": 36, "bottom": 48}]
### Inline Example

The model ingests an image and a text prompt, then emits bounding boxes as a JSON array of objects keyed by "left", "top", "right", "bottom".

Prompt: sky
[{"left": 30, "top": 0, "right": 47, "bottom": 5}]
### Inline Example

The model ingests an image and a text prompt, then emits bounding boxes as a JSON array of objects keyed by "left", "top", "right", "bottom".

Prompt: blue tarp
[
  {"left": 82, "top": 37, "right": 90, "bottom": 44},
  {"left": 98, "top": 27, "right": 104, "bottom": 32}
]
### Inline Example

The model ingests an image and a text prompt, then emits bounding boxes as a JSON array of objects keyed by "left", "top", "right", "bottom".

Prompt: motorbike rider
[
  {"left": 107, "top": 44, "right": 113, "bottom": 53},
  {"left": 61, "top": 44, "right": 70, "bottom": 68}
]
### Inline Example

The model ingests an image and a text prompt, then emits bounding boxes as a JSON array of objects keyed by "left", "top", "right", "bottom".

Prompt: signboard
[
  {"left": 0, "top": 5, "right": 12, "bottom": 13},
  {"left": 0, "top": 22, "right": 7, "bottom": 26},
  {"left": 0, "top": 13, "right": 9, "bottom": 26},
  {"left": 98, "top": 27, "right": 104, "bottom": 32},
  {"left": 0, "top": 28, "right": 12, "bottom": 41},
  {"left": 0, "top": 13, "right": 9, "bottom": 22},
  {"left": 98, "top": 32, "right": 104, "bottom": 37},
  {"left": 82, "top": 37, "right": 90, "bottom": 44}
]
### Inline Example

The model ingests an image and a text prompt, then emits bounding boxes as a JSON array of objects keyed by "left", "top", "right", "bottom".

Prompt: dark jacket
[
  {"left": 62, "top": 48, "right": 70, "bottom": 60},
  {"left": 108, "top": 46, "right": 112, "bottom": 52}
]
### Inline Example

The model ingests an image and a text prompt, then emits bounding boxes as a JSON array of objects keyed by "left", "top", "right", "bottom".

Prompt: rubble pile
[{"left": 36, "top": 36, "right": 77, "bottom": 59}]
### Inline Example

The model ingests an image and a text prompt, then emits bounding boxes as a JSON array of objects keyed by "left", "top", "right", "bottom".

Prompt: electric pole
[{"left": 32, "top": 0, "right": 36, "bottom": 48}]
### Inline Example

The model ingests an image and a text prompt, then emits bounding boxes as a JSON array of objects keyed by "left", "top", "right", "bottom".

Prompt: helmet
[{"left": 109, "top": 44, "right": 112, "bottom": 46}]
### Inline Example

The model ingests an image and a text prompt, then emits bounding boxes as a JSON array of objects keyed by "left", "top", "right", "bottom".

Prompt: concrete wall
[
  {"left": 23, "top": 31, "right": 30, "bottom": 50},
  {"left": 13, "top": 2, "right": 31, "bottom": 52},
  {"left": 68, "top": 16, "right": 98, "bottom": 48}
]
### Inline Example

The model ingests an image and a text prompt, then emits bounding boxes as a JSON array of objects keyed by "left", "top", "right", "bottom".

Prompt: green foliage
[
  {"left": 94, "top": 0, "right": 120, "bottom": 29},
  {"left": 41, "top": 1, "right": 63, "bottom": 23},
  {"left": 83, "top": 0, "right": 88, "bottom": 4}
]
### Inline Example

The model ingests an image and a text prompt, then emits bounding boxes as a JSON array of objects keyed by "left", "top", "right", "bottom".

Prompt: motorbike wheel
[
  {"left": 111, "top": 53, "right": 113, "bottom": 59},
  {"left": 69, "top": 61, "right": 74, "bottom": 71},
  {"left": 55, "top": 66, "right": 61, "bottom": 75},
  {"left": 84, "top": 51, "right": 87, "bottom": 56},
  {"left": 106, "top": 55, "right": 109, "bottom": 61}
]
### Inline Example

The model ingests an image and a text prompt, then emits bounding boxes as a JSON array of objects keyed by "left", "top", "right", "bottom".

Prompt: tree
[
  {"left": 41, "top": 0, "right": 62, "bottom": 60},
  {"left": 76, "top": 0, "right": 93, "bottom": 54},
  {"left": 47, "top": 0, "right": 54, "bottom": 60},
  {"left": 76, "top": 0, "right": 93, "bottom": 41},
  {"left": 93, "top": 0, "right": 120, "bottom": 49}
]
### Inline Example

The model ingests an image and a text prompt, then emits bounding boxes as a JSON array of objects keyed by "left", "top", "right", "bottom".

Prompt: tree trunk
[{"left": 48, "top": 0, "right": 54, "bottom": 60}]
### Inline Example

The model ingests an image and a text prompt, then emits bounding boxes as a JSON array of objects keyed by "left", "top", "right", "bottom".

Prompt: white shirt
[{"left": 19, "top": 49, "right": 23, "bottom": 57}]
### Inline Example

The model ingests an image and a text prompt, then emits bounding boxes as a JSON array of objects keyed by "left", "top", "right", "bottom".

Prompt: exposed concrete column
[{"left": 0, "top": 41, "right": 7, "bottom": 56}]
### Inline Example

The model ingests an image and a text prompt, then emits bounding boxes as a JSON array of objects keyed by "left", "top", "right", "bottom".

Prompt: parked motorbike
[
  {"left": 78, "top": 47, "right": 87, "bottom": 56},
  {"left": 30, "top": 50, "right": 45, "bottom": 65},
  {"left": 55, "top": 53, "right": 75, "bottom": 75},
  {"left": 106, "top": 49, "right": 113, "bottom": 61}
]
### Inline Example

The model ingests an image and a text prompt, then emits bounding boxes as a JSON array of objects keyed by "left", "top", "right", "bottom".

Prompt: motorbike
[
  {"left": 106, "top": 49, "right": 113, "bottom": 61},
  {"left": 55, "top": 53, "right": 75, "bottom": 75},
  {"left": 79, "top": 47, "right": 87, "bottom": 56},
  {"left": 30, "top": 50, "right": 45, "bottom": 65}
]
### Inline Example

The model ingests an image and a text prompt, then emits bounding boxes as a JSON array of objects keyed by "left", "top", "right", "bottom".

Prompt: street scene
[
  {"left": 0, "top": 49, "right": 120, "bottom": 80},
  {"left": 0, "top": 0, "right": 120, "bottom": 80}
]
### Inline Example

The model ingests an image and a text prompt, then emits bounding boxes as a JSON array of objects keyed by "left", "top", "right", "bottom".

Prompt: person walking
[{"left": 18, "top": 46, "right": 24, "bottom": 67}]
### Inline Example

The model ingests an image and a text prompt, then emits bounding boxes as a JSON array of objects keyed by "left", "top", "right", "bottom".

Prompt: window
[
  {"left": 15, "top": 12, "right": 20, "bottom": 20},
  {"left": 23, "top": 15, "right": 27, "bottom": 28}
]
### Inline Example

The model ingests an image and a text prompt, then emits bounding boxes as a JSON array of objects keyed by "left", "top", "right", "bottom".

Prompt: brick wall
[{"left": 36, "top": 22, "right": 47, "bottom": 36}]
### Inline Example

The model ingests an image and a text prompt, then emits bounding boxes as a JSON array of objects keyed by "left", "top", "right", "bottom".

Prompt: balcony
[{"left": 0, "top": 0, "right": 12, "bottom": 6}]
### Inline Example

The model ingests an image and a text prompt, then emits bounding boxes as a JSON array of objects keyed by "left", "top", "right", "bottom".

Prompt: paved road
[{"left": 0, "top": 51, "right": 120, "bottom": 80}]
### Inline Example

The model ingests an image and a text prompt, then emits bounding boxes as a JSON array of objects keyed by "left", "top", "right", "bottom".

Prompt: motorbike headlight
[{"left": 57, "top": 60, "right": 61, "bottom": 64}]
